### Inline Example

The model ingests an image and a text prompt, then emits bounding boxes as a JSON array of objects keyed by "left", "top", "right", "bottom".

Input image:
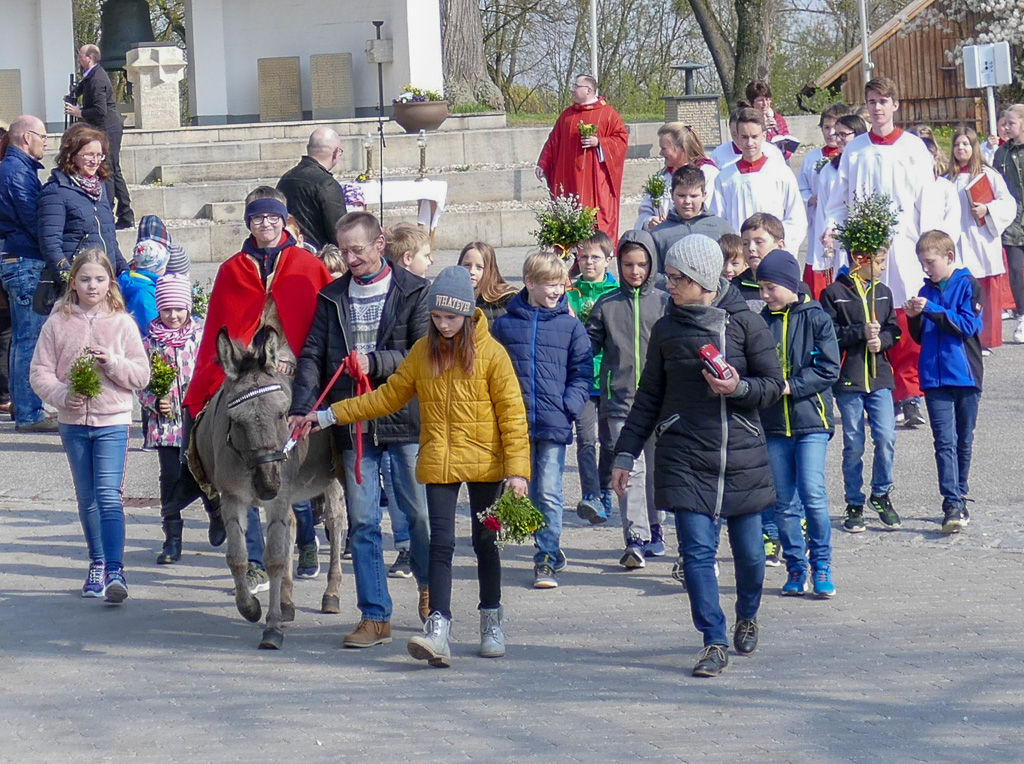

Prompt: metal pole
[
  {"left": 986, "top": 86, "right": 998, "bottom": 136},
  {"left": 373, "top": 21, "right": 387, "bottom": 224},
  {"left": 589, "top": 0, "right": 598, "bottom": 81},
  {"left": 858, "top": 0, "right": 872, "bottom": 86}
]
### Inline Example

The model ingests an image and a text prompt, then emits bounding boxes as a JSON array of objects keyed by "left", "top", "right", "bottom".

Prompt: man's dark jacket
[
  {"left": 291, "top": 264, "right": 429, "bottom": 449},
  {"left": 77, "top": 65, "right": 123, "bottom": 136},
  {"left": 0, "top": 147, "right": 44, "bottom": 260},
  {"left": 277, "top": 156, "right": 348, "bottom": 249}
]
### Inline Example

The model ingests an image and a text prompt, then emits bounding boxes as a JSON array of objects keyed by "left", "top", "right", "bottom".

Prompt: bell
[{"left": 98, "top": 0, "right": 156, "bottom": 72}]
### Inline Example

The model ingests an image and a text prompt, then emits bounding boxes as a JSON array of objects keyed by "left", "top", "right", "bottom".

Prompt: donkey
[{"left": 191, "top": 327, "right": 345, "bottom": 649}]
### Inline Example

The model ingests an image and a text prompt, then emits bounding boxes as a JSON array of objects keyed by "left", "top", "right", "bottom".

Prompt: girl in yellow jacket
[{"left": 298, "top": 266, "right": 529, "bottom": 668}]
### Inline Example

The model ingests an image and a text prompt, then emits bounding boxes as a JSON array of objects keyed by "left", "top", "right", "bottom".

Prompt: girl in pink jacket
[{"left": 30, "top": 248, "right": 150, "bottom": 604}]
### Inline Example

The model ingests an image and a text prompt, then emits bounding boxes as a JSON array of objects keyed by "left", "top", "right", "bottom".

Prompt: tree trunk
[{"left": 440, "top": 0, "right": 506, "bottom": 109}]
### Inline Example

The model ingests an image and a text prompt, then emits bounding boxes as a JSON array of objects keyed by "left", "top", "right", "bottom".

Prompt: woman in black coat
[
  {"left": 612, "top": 235, "right": 784, "bottom": 678},
  {"left": 37, "top": 123, "right": 126, "bottom": 276}
]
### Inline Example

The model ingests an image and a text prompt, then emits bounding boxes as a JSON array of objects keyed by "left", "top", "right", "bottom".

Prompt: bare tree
[{"left": 441, "top": 0, "right": 506, "bottom": 109}]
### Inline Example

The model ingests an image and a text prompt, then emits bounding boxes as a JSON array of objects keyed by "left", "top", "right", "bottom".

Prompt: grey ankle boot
[
  {"left": 407, "top": 612, "right": 451, "bottom": 667},
  {"left": 479, "top": 606, "right": 505, "bottom": 658}
]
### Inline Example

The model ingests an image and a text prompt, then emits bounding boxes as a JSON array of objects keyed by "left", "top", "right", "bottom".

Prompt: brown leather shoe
[
  {"left": 418, "top": 586, "right": 430, "bottom": 624},
  {"left": 15, "top": 416, "right": 59, "bottom": 433},
  {"left": 342, "top": 619, "right": 392, "bottom": 648}
]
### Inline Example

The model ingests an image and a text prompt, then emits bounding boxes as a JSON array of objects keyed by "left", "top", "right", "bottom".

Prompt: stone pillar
[{"left": 125, "top": 43, "right": 186, "bottom": 130}]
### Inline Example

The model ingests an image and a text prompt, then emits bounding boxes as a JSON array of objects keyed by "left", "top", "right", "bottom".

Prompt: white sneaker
[
  {"left": 480, "top": 607, "right": 505, "bottom": 658},
  {"left": 1014, "top": 317, "right": 1024, "bottom": 344}
]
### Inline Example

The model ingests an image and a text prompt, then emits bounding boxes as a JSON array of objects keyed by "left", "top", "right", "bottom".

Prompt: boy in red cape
[
  {"left": 536, "top": 74, "right": 629, "bottom": 243},
  {"left": 184, "top": 187, "right": 332, "bottom": 418}
]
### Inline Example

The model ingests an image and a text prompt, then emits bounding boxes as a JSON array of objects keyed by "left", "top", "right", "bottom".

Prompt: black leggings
[
  {"left": 157, "top": 446, "right": 211, "bottom": 520},
  {"left": 1006, "top": 246, "right": 1024, "bottom": 314},
  {"left": 425, "top": 481, "right": 503, "bottom": 619}
]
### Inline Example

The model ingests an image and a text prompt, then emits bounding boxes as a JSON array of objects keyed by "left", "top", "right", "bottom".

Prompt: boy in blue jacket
[
  {"left": 119, "top": 239, "right": 169, "bottom": 338},
  {"left": 492, "top": 251, "right": 593, "bottom": 589},
  {"left": 758, "top": 250, "right": 841, "bottom": 598},
  {"left": 904, "top": 230, "right": 984, "bottom": 534}
]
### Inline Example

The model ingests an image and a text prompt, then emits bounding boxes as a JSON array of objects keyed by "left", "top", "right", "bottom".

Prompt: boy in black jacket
[
  {"left": 758, "top": 250, "right": 841, "bottom": 599},
  {"left": 820, "top": 248, "right": 902, "bottom": 533}
]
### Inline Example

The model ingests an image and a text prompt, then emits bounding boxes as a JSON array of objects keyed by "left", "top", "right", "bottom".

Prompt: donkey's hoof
[
  {"left": 321, "top": 594, "right": 340, "bottom": 614},
  {"left": 258, "top": 628, "right": 284, "bottom": 650},
  {"left": 281, "top": 602, "right": 296, "bottom": 623},
  {"left": 238, "top": 597, "right": 262, "bottom": 623}
]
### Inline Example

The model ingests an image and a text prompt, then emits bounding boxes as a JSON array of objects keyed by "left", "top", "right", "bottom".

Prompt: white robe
[
  {"left": 711, "top": 157, "right": 807, "bottom": 253},
  {"left": 799, "top": 147, "right": 827, "bottom": 270},
  {"left": 951, "top": 167, "right": 1017, "bottom": 277},
  {"left": 812, "top": 159, "right": 845, "bottom": 271},
  {"left": 823, "top": 130, "right": 935, "bottom": 305},
  {"left": 918, "top": 175, "right": 962, "bottom": 245},
  {"left": 633, "top": 163, "right": 720, "bottom": 230}
]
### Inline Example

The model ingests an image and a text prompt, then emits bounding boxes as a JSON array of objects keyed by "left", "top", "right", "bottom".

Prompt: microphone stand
[{"left": 373, "top": 20, "right": 387, "bottom": 225}]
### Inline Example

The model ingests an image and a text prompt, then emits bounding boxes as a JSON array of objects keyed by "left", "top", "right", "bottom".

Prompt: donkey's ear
[
  {"left": 256, "top": 326, "right": 280, "bottom": 373},
  {"left": 215, "top": 327, "right": 243, "bottom": 379}
]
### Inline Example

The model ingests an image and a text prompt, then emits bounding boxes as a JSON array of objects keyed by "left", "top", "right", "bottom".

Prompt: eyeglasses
[
  {"left": 78, "top": 153, "right": 106, "bottom": 162},
  {"left": 664, "top": 272, "right": 688, "bottom": 286},
  {"left": 834, "top": 131, "right": 855, "bottom": 139},
  {"left": 250, "top": 214, "right": 283, "bottom": 225},
  {"left": 27, "top": 130, "right": 48, "bottom": 141},
  {"left": 571, "top": 84, "right": 591, "bottom": 91},
  {"left": 577, "top": 255, "right": 606, "bottom": 263},
  {"left": 339, "top": 237, "right": 382, "bottom": 257}
]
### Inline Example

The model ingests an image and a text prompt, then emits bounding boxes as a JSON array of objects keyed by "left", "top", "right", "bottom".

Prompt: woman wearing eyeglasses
[{"left": 37, "top": 123, "right": 127, "bottom": 279}]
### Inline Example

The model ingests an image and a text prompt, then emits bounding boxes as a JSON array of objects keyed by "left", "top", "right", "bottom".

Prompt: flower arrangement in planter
[
  {"left": 533, "top": 191, "right": 599, "bottom": 260},
  {"left": 476, "top": 490, "right": 547, "bottom": 551},
  {"left": 392, "top": 85, "right": 449, "bottom": 133}
]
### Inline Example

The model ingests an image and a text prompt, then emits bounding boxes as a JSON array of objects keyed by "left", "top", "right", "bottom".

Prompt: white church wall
[{"left": 186, "top": 0, "right": 443, "bottom": 124}]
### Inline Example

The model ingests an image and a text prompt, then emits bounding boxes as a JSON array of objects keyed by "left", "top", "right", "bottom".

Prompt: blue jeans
[
  {"left": 574, "top": 396, "right": 601, "bottom": 498},
  {"left": 836, "top": 390, "right": 896, "bottom": 505},
  {"left": 675, "top": 510, "right": 764, "bottom": 646},
  {"left": 531, "top": 439, "right": 566, "bottom": 565},
  {"left": 60, "top": 424, "right": 130, "bottom": 570},
  {"left": 245, "top": 501, "right": 316, "bottom": 568},
  {"left": 383, "top": 442, "right": 429, "bottom": 584},
  {"left": 924, "top": 387, "right": 980, "bottom": 506},
  {"left": 343, "top": 441, "right": 429, "bottom": 621},
  {"left": 0, "top": 257, "right": 47, "bottom": 425},
  {"left": 766, "top": 433, "right": 832, "bottom": 573},
  {"left": 380, "top": 451, "right": 409, "bottom": 548}
]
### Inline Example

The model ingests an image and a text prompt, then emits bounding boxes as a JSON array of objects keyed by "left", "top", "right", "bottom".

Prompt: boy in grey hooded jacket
[{"left": 586, "top": 229, "right": 670, "bottom": 567}]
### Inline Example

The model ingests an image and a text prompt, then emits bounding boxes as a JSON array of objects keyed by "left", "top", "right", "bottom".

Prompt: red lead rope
[{"left": 288, "top": 350, "right": 373, "bottom": 484}]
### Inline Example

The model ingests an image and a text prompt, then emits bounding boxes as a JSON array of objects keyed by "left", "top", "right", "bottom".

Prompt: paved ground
[{"left": 2, "top": 248, "right": 1023, "bottom": 761}]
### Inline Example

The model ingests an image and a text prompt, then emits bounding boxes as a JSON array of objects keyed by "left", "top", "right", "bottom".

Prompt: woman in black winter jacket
[
  {"left": 612, "top": 235, "right": 784, "bottom": 678},
  {"left": 37, "top": 124, "right": 126, "bottom": 277}
]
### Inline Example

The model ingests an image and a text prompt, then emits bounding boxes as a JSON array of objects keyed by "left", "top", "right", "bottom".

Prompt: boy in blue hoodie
[
  {"left": 905, "top": 230, "right": 984, "bottom": 534},
  {"left": 119, "top": 239, "right": 170, "bottom": 338},
  {"left": 492, "top": 251, "right": 593, "bottom": 589},
  {"left": 758, "top": 250, "right": 841, "bottom": 598}
]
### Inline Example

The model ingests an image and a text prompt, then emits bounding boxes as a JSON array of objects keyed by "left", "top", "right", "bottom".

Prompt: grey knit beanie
[
  {"left": 664, "top": 234, "right": 722, "bottom": 292},
  {"left": 428, "top": 266, "right": 476, "bottom": 316}
]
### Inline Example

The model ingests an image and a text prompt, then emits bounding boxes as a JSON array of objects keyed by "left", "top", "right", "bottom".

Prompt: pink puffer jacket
[{"left": 30, "top": 304, "right": 150, "bottom": 427}]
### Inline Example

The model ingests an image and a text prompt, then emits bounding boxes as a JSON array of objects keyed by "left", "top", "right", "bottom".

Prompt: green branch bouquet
[
  {"left": 476, "top": 490, "right": 547, "bottom": 551},
  {"left": 835, "top": 192, "right": 901, "bottom": 257},
  {"left": 642, "top": 172, "right": 667, "bottom": 200},
  {"left": 69, "top": 350, "right": 102, "bottom": 399},
  {"left": 577, "top": 122, "right": 597, "bottom": 139},
  {"left": 147, "top": 352, "right": 178, "bottom": 400},
  {"left": 533, "top": 191, "right": 598, "bottom": 259},
  {"left": 192, "top": 281, "right": 211, "bottom": 319}
]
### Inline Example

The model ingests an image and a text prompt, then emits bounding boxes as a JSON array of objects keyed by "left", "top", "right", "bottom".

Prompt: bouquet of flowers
[
  {"left": 69, "top": 350, "right": 102, "bottom": 399},
  {"left": 835, "top": 192, "right": 901, "bottom": 258},
  {"left": 476, "top": 490, "right": 547, "bottom": 550},
  {"left": 533, "top": 191, "right": 599, "bottom": 259},
  {"left": 147, "top": 352, "right": 178, "bottom": 410},
  {"left": 394, "top": 85, "right": 443, "bottom": 104},
  {"left": 192, "top": 281, "right": 211, "bottom": 319},
  {"left": 577, "top": 122, "right": 597, "bottom": 139},
  {"left": 813, "top": 155, "right": 832, "bottom": 173}
]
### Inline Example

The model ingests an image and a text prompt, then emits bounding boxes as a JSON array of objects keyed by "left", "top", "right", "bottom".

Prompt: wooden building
[{"left": 815, "top": 0, "right": 988, "bottom": 127}]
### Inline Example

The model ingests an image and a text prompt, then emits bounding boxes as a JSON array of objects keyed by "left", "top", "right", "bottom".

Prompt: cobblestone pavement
[{"left": 1, "top": 251, "right": 1022, "bottom": 761}]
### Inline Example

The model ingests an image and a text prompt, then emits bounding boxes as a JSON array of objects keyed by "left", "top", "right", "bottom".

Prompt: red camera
[{"left": 699, "top": 344, "right": 733, "bottom": 380}]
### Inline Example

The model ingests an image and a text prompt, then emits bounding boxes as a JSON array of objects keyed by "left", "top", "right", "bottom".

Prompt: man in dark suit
[
  {"left": 276, "top": 127, "right": 348, "bottom": 250},
  {"left": 64, "top": 44, "right": 134, "bottom": 229}
]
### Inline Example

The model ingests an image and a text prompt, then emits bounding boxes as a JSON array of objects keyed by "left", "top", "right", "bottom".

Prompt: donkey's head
[{"left": 217, "top": 326, "right": 291, "bottom": 501}]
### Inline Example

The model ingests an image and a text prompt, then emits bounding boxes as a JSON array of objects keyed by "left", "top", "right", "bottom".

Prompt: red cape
[
  {"left": 537, "top": 98, "right": 629, "bottom": 243},
  {"left": 184, "top": 239, "right": 333, "bottom": 416}
]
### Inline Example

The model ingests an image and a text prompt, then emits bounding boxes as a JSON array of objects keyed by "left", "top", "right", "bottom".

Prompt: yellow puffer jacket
[{"left": 328, "top": 309, "right": 530, "bottom": 484}]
